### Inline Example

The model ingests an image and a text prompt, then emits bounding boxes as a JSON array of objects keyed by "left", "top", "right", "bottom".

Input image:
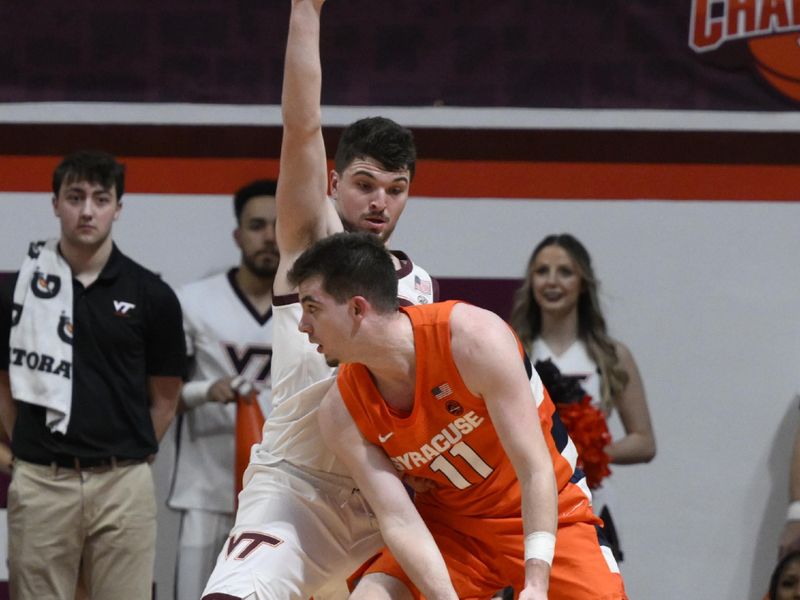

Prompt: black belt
[{"left": 29, "top": 456, "right": 146, "bottom": 472}]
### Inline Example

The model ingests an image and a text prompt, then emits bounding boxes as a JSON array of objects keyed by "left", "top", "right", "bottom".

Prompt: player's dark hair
[
  {"left": 334, "top": 117, "right": 416, "bottom": 180},
  {"left": 234, "top": 179, "right": 278, "bottom": 224},
  {"left": 288, "top": 232, "right": 399, "bottom": 314},
  {"left": 52, "top": 150, "right": 126, "bottom": 199}
]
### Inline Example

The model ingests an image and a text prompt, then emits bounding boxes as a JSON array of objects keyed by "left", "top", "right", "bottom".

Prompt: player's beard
[{"left": 243, "top": 246, "right": 279, "bottom": 279}]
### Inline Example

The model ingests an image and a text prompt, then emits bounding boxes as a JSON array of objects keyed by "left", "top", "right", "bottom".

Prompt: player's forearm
[
  {"left": 519, "top": 469, "right": 557, "bottom": 592},
  {"left": 150, "top": 401, "right": 176, "bottom": 443},
  {"left": 520, "top": 467, "right": 557, "bottom": 536},
  {"left": 381, "top": 521, "right": 459, "bottom": 600},
  {"left": 283, "top": 0, "right": 323, "bottom": 134},
  {"left": 360, "top": 472, "right": 457, "bottom": 599},
  {"left": 178, "top": 379, "right": 214, "bottom": 411},
  {"left": 148, "top": 376, "right": 182, "bottom": 442}
]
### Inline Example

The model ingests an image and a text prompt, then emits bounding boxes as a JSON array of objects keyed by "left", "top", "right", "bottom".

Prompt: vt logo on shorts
[{"left": 225, "top": 532, "right": 283, "bottom": 561}]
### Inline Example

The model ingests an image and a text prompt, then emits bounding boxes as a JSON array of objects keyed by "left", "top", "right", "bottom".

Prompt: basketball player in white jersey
[
  {"left": 201, "top": 1, "right": 437, "bottom": 599},
  {"left": 169, "top": 180, "right": 278, "bottom": 600}
]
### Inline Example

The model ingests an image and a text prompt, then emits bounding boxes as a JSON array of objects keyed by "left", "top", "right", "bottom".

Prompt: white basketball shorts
[{"left": 201, "top": 461, "right": 382, "bottom": 600}]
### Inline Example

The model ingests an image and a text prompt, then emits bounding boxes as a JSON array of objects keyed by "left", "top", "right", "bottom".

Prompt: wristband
[
  {"left": 181, "top": 380, "right": 214, "bottom": 408},
  {"left": 524, "top": 531, "right": 556, "bottom": 565},
  {"left": 787, "top": 500, "right": 800, "bottom": 522}
]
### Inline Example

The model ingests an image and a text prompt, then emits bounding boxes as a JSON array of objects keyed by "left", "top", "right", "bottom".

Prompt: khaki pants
[{"left": 7, "top": 459, "right": 157, "bottom": 600}]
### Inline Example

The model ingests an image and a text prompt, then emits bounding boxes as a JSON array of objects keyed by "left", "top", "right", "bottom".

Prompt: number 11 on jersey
[{"left": 429, "top": 441, "right": 493, "bottom": 489}]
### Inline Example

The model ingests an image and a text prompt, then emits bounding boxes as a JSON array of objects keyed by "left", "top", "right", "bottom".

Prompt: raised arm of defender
[{"left": 276, "top": 0, "right": 340, "bottom": 289}]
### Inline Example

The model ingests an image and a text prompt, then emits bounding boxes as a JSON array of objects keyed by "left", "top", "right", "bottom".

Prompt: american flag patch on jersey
[
  {"left": 414, "top": 275, "right": 431, "bottom": 295},
  {"left": 432, "top": 383, "right": 453, "bottom": 400}
]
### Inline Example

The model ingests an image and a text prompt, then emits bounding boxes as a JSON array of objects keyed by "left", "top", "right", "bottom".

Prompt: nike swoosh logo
[{"left": 378, "top": 432, "right": 394, "bottom": 443}]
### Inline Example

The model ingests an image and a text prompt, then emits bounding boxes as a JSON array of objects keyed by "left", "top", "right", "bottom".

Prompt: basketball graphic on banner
[{"left": 748, "top": 33, "right": 800, "bottom": 101}]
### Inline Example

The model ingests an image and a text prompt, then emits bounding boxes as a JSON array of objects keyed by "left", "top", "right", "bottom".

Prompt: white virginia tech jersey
[
  {"left": 530, "top": 337, "right": 618, "bottom": 514},
  {"left": 169, "top": 270, "right": 274, "bottom": 513},
  {"left": 253, "top": 251, "right": 437, "bottom": 476},
  {"left": 529, "top": 338, "right": 602, "bottom": 407}
]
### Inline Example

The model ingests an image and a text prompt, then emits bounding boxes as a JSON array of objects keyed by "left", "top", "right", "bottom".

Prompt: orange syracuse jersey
[{"left": 337, "top": 300, "right": 591, "bottom": 522}]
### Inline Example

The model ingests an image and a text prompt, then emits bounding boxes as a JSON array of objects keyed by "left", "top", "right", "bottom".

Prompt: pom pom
[
  {"left": 534, "top": 358, "right": 612, "bottom": 489},
  {"left": 555, "top": 396, "right": 611, "bottom": 489}
]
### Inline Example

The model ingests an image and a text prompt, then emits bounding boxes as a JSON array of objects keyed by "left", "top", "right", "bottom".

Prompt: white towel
[{"left": 9, "top": 240, "right": 74, "bottom": 434}]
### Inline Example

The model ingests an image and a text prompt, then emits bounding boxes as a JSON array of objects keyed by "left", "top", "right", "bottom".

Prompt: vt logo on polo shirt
[{"left": 113, "top": 300, "right": 136, "bottom": 316}]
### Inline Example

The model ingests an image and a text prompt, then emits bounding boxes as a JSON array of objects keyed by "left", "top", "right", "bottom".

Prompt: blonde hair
[{"left": 509, "top": 234, "right": 629, "bottom": 413}]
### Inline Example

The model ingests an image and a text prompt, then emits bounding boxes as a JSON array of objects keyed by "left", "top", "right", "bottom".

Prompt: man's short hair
[
  {"left": 52, "top": 150, "right": 126, "bottom": 199},
  {"left": 234, "top": 179, "right": 278, "bottom": 224},
  {"left": 288, "top": 232, "right": 399, "bottom": 314},
  {"left": 334, "top": 117, "right": 416, "bottom": 180}
]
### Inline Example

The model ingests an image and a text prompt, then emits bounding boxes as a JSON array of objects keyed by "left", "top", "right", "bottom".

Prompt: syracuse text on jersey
[{"left": 389, "top": 410, "right": 486, "bottom": 481}]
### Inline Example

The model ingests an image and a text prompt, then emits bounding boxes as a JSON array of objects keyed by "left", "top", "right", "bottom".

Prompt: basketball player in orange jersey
[{"left": 288, "top": 232, "right": 628, "bottom": 600}]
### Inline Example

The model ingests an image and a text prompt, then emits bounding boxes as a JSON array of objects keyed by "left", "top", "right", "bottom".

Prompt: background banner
[{"left": 0, "top": 0, "right": 798, "bottom": 109}]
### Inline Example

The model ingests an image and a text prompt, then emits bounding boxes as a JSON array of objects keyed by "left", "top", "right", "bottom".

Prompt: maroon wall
[{"left": 0, "top": 1, "right": 794, "bottom": 109}]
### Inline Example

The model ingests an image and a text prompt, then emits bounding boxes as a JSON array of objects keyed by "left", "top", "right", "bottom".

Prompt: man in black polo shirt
[{"left": 0, "top": 150, "right": 186, "bottom": 599}]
